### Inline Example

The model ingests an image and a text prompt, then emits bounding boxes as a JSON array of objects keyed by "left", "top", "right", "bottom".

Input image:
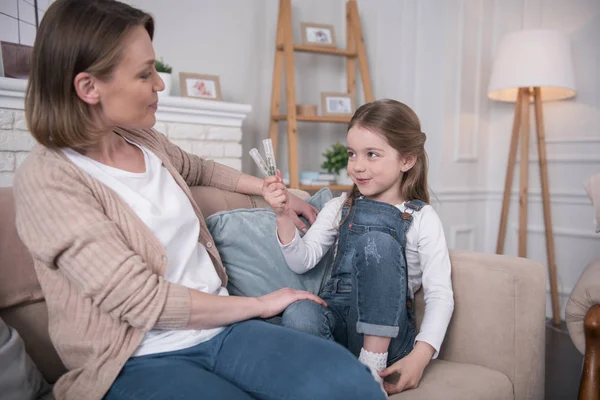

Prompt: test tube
[
  {"left": 249, "top": 148, "right": 270, "bottom": 177},
  {"left": 262, "top": 138, "right": 277, "bottom": 176}
]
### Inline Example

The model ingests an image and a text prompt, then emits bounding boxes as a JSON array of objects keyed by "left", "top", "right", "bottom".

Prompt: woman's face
[{"left": 95, "top": 25, "right": 164, "bottom": 130}]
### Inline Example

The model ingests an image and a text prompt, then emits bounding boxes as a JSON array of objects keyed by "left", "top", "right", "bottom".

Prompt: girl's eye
[
  {"left": 367, "top": 152, "right": 378, "bottom": 158},
  {"left": 140, "top": 72, "right": 152, "bottom": 80},
  {"left": 347, "top": 151, "right": 355, "bottom": 158}
]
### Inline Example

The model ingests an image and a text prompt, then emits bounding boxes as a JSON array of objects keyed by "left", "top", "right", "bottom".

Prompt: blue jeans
[
  {"left": 104, "top": 320, "right": 385, "bottom": 400},
  {"left": 282, "top": 198, "right": 421, "bottom": 365}
]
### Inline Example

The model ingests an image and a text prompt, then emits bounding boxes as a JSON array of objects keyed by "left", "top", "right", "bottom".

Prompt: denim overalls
[{"left": 282, "top": 196, "right": 426, "bottom": 365}]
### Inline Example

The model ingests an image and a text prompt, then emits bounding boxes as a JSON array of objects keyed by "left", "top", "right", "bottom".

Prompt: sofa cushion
[
  {"left": 0, "top": 301, "right": 66, "bottom": 384},
  {"left": 0, "top": 188, "right": 43, "bottom": 309},
  {"left": 205, "top": 188, "right": 334, "bottom": 297},
  {"left": 389, "top": 359, "right": 513, "bottom": 400}
]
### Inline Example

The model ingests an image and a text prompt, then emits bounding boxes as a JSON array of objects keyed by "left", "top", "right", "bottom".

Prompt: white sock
[{"left": 359, "top": 348, "right": 388, "bottom": 395}]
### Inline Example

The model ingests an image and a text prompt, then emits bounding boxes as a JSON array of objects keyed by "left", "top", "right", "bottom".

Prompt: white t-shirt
[
  {"left": 279, "top": 193, "right": 454, "bottom": 357},
  {"left": 63, "top": 142, "right": 227, "bottom": 357}
]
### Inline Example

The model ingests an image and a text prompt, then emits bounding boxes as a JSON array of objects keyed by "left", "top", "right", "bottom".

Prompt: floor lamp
[{"left": 488, "top": 29, "right": 576, "bottom": 326}]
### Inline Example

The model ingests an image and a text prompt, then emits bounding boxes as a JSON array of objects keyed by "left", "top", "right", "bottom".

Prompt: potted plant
[
  {"left": 321, "top": 142, "right": 352, "bottom": 185},
  {"left": 155, "top": 57, "right": 173, "bottom": 97}
]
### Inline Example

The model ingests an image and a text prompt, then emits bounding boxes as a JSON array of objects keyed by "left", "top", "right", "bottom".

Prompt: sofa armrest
[
  {"left": 414, "top": 249, "right": 546, "bottom": 400},
  {"left": 567, "top": 260, "right": 600, "bottom": 355},
  {"left": 189, "top": 186, "right": 310, "bottom": 218},
  {"left": 189, "top": 186, "right": 268, "bottom": 218}
]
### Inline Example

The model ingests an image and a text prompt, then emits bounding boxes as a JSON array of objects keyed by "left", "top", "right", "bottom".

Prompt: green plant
[
  {"left": 321, "top": 142, "right": 349, "bottom": 175},
  {"left": 154, "top": 57, "right": 172, "bottom": 74}
]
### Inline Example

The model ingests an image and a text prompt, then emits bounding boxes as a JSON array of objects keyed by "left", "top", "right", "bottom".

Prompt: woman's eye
[
  {"left": 347, "top": 152, "right": 355, "bottom": 158},
  {"left": 140, "top": 72, "right": 152, "bottom": 80}
]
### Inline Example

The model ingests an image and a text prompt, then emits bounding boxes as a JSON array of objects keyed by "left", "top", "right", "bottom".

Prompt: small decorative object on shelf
[
  {"left": 321, "top": 142, "right": 353, "bottom": 185},
  {"left": 296, "top": 104, "right": 317, "bottom": 117},
  {"left": 321, "top": 92, "right": 355, "bottom": 117},
  {"left": 155, "top": 57, "right": 172, "bottom": 97},
  {"left": 300, "top": 22, "right": 336, "bottom": 48},
  {"left": 179, "top": 72, "right": 222, "bottom": 101},
  {"left": 0, "top": 41, "right": 33, "bottom": 79}
]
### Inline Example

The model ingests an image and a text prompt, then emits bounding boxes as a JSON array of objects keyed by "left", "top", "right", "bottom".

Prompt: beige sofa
[{"left": 0, "top": 186, "right": 546, "bottom": 399}]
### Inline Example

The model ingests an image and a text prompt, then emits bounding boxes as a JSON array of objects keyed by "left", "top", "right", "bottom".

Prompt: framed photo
[
  {"left": 0, "top": 41, "right": 33, "bottom": 79},
  {"left": 179, "top": 72, "right": 222, "bottom": 101},
  {"left": 321, "top": 92, "right": 355, "bottom": 116},
  {"left": 301, "top": 23, "right": 336, "bottom": 48}
]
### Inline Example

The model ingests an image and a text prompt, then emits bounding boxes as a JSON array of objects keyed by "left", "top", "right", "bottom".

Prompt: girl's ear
[
  {"left": 74, "top": 72, "right": 101, "bottom": 105},
  {"left": 401, "top": 154, "right": 417, "bottom": 172}
]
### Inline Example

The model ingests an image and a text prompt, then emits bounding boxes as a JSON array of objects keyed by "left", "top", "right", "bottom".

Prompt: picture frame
[
  {"left": 179, "top": 72, "right": 222, "bottom": 101},
  {"left": 300, "top": 23, "right": 336, "bottom": 48},
  {"left": 321, "top": 92, "right": 355, "bottom": 116},
  {"left": 0, "top": 41, "right": 34, "bottom": 79}
]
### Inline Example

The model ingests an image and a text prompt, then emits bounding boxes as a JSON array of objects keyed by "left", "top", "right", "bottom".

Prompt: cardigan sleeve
[
  {"left": 155, "top": 129, "right": 242, "bottom": 190},
  {"left": 13, "top": 155, "right": 191, "bottom": 331}
]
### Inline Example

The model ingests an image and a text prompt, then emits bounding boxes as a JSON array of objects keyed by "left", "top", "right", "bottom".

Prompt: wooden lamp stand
[{"left": 495, "top": 86, "right": 561, "bottom": 327}]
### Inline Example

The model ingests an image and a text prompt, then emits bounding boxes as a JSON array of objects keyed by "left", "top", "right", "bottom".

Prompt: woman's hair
[
  {"left": 346, "top": 98, "right": 429, "bottom": 204},
  {"left": 25, "top": 0, "right": 154, "bottom": 149}
]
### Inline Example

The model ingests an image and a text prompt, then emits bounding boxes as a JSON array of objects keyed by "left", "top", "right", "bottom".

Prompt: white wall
[
  {"left": 127, "top": 0, "right": 353, "bottom": 177},
  {"left": 483, "top": 0, "right": 600, "bottom": 318},
  {"left": 4, "top": 0, "right": 599, "bottom": 319},
  {"left": 135, "top": 0, "right": 600, "bottom": 319},
  {"left": 0, "top": 0, "right": 51, "bottom": 46}
]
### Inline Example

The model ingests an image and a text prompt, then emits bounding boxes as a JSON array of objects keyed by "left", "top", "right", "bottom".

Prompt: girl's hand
[
  {"left": 256, "top": 288, "right": 327, "bottom": 319},
  {"left": 262, "top": 170, "right": 289, "bottom": 217},
  {"left": 379, "top": 342, "right": 435, "bottom": 395}
]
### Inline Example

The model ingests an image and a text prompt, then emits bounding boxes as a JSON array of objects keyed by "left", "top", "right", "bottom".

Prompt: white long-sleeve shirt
[{"left": 279, "top": 193, "right": 454, "bottom": 357}]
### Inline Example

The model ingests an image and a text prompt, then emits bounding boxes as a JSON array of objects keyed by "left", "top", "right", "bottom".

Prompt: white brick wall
[{"left": 0, "top": 109, "right": 243, "bottom": 187}]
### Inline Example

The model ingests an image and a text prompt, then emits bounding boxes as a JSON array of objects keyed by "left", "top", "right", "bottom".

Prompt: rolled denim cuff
[{"left": 356, "top": 321, "right": 399, "bottom": 338}]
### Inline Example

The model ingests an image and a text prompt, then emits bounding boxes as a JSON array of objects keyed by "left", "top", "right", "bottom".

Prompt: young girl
[{"left": 262, "top": 99, "right": 454, "bottom": 395}]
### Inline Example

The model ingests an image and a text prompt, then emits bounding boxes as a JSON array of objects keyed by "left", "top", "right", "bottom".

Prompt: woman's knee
[{"left": 281, "top": 300, "right": 332, "bottom": 339}]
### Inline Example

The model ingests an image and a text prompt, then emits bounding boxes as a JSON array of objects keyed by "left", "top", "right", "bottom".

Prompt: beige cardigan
[{"left": 13, "top": 128, "right": 242, "bottom": 400}]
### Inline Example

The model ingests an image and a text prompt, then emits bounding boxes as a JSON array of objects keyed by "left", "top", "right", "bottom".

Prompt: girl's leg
[
  {"left": 280, "top": 299, "right": 335, "bottom": 340},
  {"left": 104, "top": 354, "right": 255, "bottom": 400},
  {"left": 352, "top": 231, "right": 410, "bottom": 376},
  {"left": 213, "top": 320, "right": 386, "bottom": 400}
]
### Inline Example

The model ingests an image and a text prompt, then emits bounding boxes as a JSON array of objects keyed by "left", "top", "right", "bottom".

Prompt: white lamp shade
[{"left": 488, "top": 29, "right": 576, "bottom": 102}]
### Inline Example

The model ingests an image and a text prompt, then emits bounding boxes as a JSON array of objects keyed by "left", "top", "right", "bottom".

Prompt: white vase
[
  {"left": 336, "top": 168, "right": 353, "bottom": 185},
  {"left": 158, "top": 72, "right": 172, "bottom": 98}
]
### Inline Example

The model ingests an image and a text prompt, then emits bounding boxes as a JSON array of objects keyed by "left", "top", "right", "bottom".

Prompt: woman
[{"left": 13, "top": 1, "right": 386, "bottom": 399}]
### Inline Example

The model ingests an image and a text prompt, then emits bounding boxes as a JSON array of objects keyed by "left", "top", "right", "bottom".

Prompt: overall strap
[{"left": 404, "top": 199, "right": 427, "bottom": 212}]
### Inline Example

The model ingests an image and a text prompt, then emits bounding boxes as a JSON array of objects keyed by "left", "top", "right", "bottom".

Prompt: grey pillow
[{"left": 206, "top": 188, "right": 334, "bottom": 297}]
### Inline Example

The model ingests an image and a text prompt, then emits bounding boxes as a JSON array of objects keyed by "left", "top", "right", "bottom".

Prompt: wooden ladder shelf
[{"left": 268, "top": 0, "right": 374, "bottom": 190}]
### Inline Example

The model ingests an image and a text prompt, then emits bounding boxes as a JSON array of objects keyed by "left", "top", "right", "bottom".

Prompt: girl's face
[
  {"left": 94, "top": 26, "right": 164, "bottom": 130},
  {"left": 346, "top": 125, "right": 405, "bottom": 205}
]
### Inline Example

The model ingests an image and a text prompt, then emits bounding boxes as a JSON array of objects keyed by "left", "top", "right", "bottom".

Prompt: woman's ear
[
  {"left": 401, "top": 154, "right": 417, "bottom": 172},
  {"left": 74, "top": 72, "right": 100, "bottom": 105}
]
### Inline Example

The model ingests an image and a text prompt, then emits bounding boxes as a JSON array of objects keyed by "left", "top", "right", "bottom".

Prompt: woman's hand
[
  {"left": 256, "top": 288, "right": 327, "bottom": 319},
  {"left": 287, "top": 191, "right": 319, "bottom": 233},
  {"left": 262, "top": 170, "right": 290, "bottom": 217},
  {"left": 379, "top": 342, "right": 435, "bottom": 395}
]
